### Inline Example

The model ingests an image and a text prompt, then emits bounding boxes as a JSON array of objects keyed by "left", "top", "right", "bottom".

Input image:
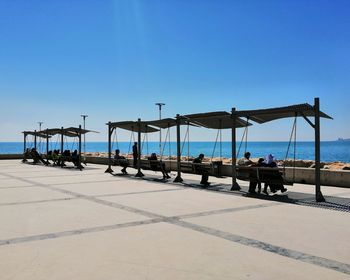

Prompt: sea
[{"left": 1, "top": 141, "right": 350, "bottom": 163}]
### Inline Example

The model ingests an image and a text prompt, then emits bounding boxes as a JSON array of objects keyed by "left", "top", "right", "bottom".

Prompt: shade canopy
[
  {"left": 184, "top": 111, "right": 251, "bottom": 129},
  {"left": 110, "top": 121, "right": 159, "bottom": 133},
  {"left": 65, "top": 127, "right": 98, "bottom": 135},
  {"left": 22, "top": 131, "right": 51, "bottom": 139},
  {"left": 147, "top": 117, "right": 197, "bottom": 129},
  {"left": 38, "top": 127, "right": 97, "bottom": 137},
  {"left": 236, "top": 103, "right": 332, "bottom": 124}
]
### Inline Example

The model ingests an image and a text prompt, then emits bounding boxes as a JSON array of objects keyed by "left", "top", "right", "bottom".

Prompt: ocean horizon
[{"left": 1, "top": 141, "right": 349, "bottom": 163}]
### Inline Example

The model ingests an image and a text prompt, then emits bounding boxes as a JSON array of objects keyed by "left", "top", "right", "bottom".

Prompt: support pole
[
  {"left": 105, "top": 122, "right": 114, "bottom": 173},
  {"left": 34, "top": 130, "right": 37, "bottom": 150},
  {"left": 78, "top": 125, "right": 82, "bottom": 170},
  {"left": 23, "top": 133, "right": 26, "bottom": 153},
  {"left": 135, "top": 118, "right": 144, "bottom": 177},
  {"left": 46, "top": 129, "right": 49, "bottom": 156},
  {"left": 22, "top": 133, "right": 27, "bottom": 162},
  {"left": 231, "top": 108, "right": 241, "bottom": 191},
  {"left": 60, "top": 127, "right": 64, "bottom": 154},
  {"left": 315, "top": 97, "right": 325, "bottom": 202},
  {"left": 174, "top": 114, "right": 183, "bottom": 183}
]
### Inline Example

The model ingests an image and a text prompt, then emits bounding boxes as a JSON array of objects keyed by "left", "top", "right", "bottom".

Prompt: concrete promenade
[{"left": 0, "top": 160, "right": 349, "bottom": 279}]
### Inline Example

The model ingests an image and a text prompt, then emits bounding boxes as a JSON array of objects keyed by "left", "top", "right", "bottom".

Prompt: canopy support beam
[
  {"left": 231, "top": 108, "right": 241, "bottom": 191},
  {"left": 60, "top": 127, "right": 64, "bottom": 154},
  {"left": 78, "top": 125, "right": 83, "bottom": 170},
  {"left": 174, "top": 114, "right": 183, "bottom": 183},
  {"left": 105, "top": 122, "right": 114, "bottom": 173},
  {"left": 34, "top": 130, "right": 37, "bottom": 150},
  {"left": 135, "top": 118, "right": 144, "bottom": 177},
  {"left": 315, "top": 98, "right": 325, "bottom": 202},
  {"left": 302, "top": 113, "right": 315, "bottom": 129},
  {"left": 46, "top": 129, "right": 49, "bottom": 156}
]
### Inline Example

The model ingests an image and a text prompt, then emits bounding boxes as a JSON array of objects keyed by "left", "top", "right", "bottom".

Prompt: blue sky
[{"left": 0, "top": 0, "right": 349, "bottom": 142}]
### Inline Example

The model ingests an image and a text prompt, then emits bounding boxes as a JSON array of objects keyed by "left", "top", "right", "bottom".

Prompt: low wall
[{"left": 2, "top": 154, "right": 349, "bottom": 188}]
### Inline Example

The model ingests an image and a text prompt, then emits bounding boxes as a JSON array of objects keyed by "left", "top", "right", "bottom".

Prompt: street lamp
[
  {"left": 37, "top": 122, "right": 43, "bottom": 152},
  {"left": 155, "top": 103, "right": 165, "bottom": 155},
  {"left": 81, "top": 115, "right": 88, "bottom": 164},
  {"left": 38, "top": 122, "right": 43, "bottom": 131}
]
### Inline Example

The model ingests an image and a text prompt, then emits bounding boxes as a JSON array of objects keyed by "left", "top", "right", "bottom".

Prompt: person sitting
[
  {"left": 22, "top": 148, "right": 31, "bottom": 163},
  {"left": 114, "top": 149, "right": 128, "bottom": 174},
  {"left": 238, "top": 152, "right": 253, "bottom": 166},
  {"left": 31, "top": 148, "right": 49, "bottom": 165},
  {"left": 193, "top": 153, "right": 210, "bottom": 186},
  {"left": 148, "top": 153, "right": 170, "bottom": 179},
  {"left": 60, "top": 150, "right": 71, "bottom": 167},
  {"left": 52, "top": 150, "right": 60, "bottom": 165},
  {"left": 71, "top": 150, "right": 80, "bottom": 167},
  {"left": 238, "top": 151, "right": 259, "bottom": 194},
  {"left": 262, "top": 154, "right": 287, "bottom": 194}
]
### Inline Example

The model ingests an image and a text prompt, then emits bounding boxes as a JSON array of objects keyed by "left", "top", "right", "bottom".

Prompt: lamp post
[
  {"left": 38, "top": 122, "right": 43, "bottom": 131},
  {"left": 81, "top": 115, "right": 88, "bottom": 164},
  {"left": 155, "top": 103, "right": 165, "bottom": 155},
  {"left": 37, "top": 122, "right": 43, "bottom": 152}
]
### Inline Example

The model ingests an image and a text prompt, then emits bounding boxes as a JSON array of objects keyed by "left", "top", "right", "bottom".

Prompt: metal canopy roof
[
  {"left": 110, "top": 121, "right": 159, "bottom": 133},
  {"left": 65, "top": 127, "right": 98, "bottom": 135},
  {"left": 39, "top": 128, "right": 76, "bottom": 137},
  {"left": 22, "top": 131, "right": 51, "bottom": 138},
  {"left": 184, "top": 111, "right": 251, "bottom": 129},
  {"left": 147, "top": 117, "right": 197, "bottom": 129},
  {"left": 236, "top": 103, "right": 333, "bottom": 124}
]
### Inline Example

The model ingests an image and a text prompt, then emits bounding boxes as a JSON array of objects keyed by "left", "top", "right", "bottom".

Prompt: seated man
[
  {"left": 60, "top": 150, "right": 71, "bottom": 167},
  {"left": 22, "top": 148, "right": 31, "bottom": 163},
  {"left": 193, "top": 153, "right": 210, "bottom": 186},
  {"left": 148, "top": 153, "right": 170, "bottom": 179},
  {"left": 238, "top": 151, "right": 258, "bottom": 194},
  {"left": 71, "top": 150, "right": 81, "bottom": 167},
  {"left": 52, "top": 150, "right": 60, "bottom": 165},
  {"left": 238, "top": 152, "right": 253, "bottom": 166},
  {"left": 114, "top": 149, "right": 128, "bottom": 174},
  {"left": 31, "top": 148, "right": 48, "bottom": 165}
]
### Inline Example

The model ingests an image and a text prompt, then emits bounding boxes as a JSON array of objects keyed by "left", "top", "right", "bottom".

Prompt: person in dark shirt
[
  {"left": 114, "top": 149, "right": 128, "bottom": 174},
  {"left": 132, "top": 142, "right": 138, "bottom": 168},
  {"left": 31, "top": 148, "right": 48, "bottom": 165},
  {"left": 148, "top": 153, "right": 170, "bottom": 179},
  {"left": 193, "top": 153, "right": 210, "bottom": 186}
]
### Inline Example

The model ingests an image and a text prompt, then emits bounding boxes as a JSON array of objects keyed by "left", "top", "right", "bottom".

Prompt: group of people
[
  {"left": 113, "top": 142, "right": 170, "bottom": 179},
  {"left": 23, "top": 148, "right": 81, "bottom": 168},
  {"left": 238, "top": 152, "right": 288, "bottom": 195}
]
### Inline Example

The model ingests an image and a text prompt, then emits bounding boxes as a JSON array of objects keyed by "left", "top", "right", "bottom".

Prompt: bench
[
  {"left": 179, "top": 161, "right": 223, "bottom": 177},
  {"left": 237, "top": 166, "right": 293, "bottom": 186}
]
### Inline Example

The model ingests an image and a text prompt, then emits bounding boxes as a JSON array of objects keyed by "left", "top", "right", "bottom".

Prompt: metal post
[
  {"left": 81, "top": 115, "right": 88, "bottom": 164},
  {"left": 60, "top": 127, "right": 64, "bottom": 154},
  {"left": 23, "top": 133, "right": 26, "bottom": 153},
  {"left": 78, "top": 125, "right": 82, "bottom": 170},
  {"left": 155, "top": 103, "right": 165, "bottom": 155},
  {"left": 315, "top": 98, "right": 325, "bottom": 202},
  {"left": 135, "top": 118, "right": 144, "bottom": 177},
  {"left": 105, "top": 122, "right": 114, "bottom": 173},
  {"left": 231, "top": 108, "right": 240, "bottom": 190},
  {"left": 46, "top": 129, "right": 49, "bottom": 156},
  {"left": 174, "top": 114, "right": 183, "bottom": 183},
  {"left": 34, "top": 130, "right": 37, "bottom": 150}
]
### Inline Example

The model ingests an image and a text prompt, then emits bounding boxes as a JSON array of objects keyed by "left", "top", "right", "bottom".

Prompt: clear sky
[{"left": 0, "top": 0, "right": 349, "bottom": 142}]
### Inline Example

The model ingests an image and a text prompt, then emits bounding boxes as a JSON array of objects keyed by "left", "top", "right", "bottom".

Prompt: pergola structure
[
  {"left": 105, "top": 97, "right": 332, "bottom": 202},
  {"left": 23, "top": 126, "right": 97, "bottom": 169},
  {"left": 105, "top": 119, "right": 159, "bottom": 176},
  {"left": 22, "top": 131, "right": 51, "bottom": 153},
  {"left": 233, "top": 98, "right": 332, "bottom": 202}
]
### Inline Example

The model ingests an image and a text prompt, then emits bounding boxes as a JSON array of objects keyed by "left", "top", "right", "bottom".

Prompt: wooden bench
[
  {"left": 180, "top": 161, "right": 223, "bottom": 177},
  {"left": 237, "top": 166, "right": 293, "bottom": 186}
]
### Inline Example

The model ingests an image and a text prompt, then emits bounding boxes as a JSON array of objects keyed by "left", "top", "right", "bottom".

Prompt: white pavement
[{"left": 0, "top": 160, "right": 349, "bottom": 280}]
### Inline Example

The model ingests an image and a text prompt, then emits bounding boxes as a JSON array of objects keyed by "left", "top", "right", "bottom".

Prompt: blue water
[{"left": 1, "top": 141, "right": 350, "bottom": 163}]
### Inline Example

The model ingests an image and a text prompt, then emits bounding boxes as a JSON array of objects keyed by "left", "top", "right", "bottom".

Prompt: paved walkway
[{"left": 0, "top": 160, "right": 349, "bottom": 279}]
